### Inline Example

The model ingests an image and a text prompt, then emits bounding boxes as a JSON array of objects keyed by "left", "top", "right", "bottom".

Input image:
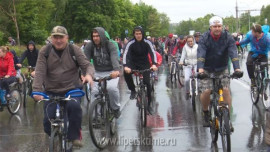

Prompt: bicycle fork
[{"left": 189, "top": 78, "right": 198, "bottom": 96}]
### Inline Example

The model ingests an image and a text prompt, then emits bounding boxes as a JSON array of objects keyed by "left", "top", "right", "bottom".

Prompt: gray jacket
[{"left": 84, "top": 27, "right": 120, "bottom": 72}]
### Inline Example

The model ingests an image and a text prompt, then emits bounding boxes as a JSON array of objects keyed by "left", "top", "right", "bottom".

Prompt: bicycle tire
[
  {"left": 210, "top": 102, "right": 218, "bottom": 143},
  {"left": 85, "top": 83, "right": 91, "bottom": 103},
  {"left": 7, "top": 89, "right": 22, "bottom": 114},
  {"left": 140, "top": 89, "right": 147, "bottom": 127},
  {"left": 191, "top": 79, "right": 196, "bottom": 111},
  {"left": 251, "top": 73, "right": 261, "bottom": 104},
  {"left": 89, "top": 99, "right": 109, "bottom": 149},
  {"left": 220, "top": 108, "right": 231, "bottom": 152},
  {"left": 262, "top": 82, "right": 270, "bottom": 110},
  {"left": 178, "top": 66, "right": 184, "bottom": 86},
  {"left": 49, "top": 127, "right": 62, "bottom": 152}
]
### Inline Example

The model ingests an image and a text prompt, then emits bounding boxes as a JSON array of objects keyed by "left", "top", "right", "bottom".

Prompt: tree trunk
[{"left": 12, "top": 0, "right": 20, "bottom": 47}]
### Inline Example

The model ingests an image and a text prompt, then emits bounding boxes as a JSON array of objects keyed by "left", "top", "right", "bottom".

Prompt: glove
[
  {"left": 232, "top": 71, "right": 243, "bottom": 78},
  {"left": 197, "top": 72, "right": 209, "bottom": 79},
  {"left": 235, "top": 41, "right": 240, "bottom": 46}
]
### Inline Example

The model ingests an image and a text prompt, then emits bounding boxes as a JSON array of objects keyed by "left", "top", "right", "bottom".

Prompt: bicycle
[
  {"left": 169, "top": 56, "right": 184, "bottom": 86},
  {"left": 133, "top": 69, "right": 153, "bottom": 127},
  {"left": 198, "top": 72, "right": 241, "bottom": 152},
  {"left": 188, "top": 64, "right": 198, "bottom": 111},
  {"left": 22, "top": 66, "right": 35, "bottom": 107},
  {"left": 84, "top": 83, "right": 91, "bottom": 103},
  {"left": 0, "top": 79, "right": 22, "bottom": 114},
  {"left": 31, "top": 89, "right": 85, "bottom": 152},
  {"left": 250, "top": 59, "right": 268, "bottom": 107},
  {"left": 88, "top": 76, "right": 118, "bottom": 149}
]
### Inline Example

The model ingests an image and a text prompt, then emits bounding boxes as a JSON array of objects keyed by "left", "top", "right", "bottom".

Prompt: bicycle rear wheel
[
  {"left": 170, "top": 63, "right": 176, "bottom": 83},
  {"left": 220, "top": 108, "right": 231, "bottom": 152},
  {"left": 89, "top": 99, "right": 109, "bottom": 149},
  {"left": 191, "top": 79, "right": 196, "bottom": 111},
  {"left": 49, "top": 127, "right": 62, "bottom": 152},
  {"left": 262, "top": 81, "right": 270, "bottom": 110},
  {"left": 7, "top": 89, "right": 21, "bottom": 114},
  {"left": 140, "top": 90, "right": 147, "bottom": 127},
  {"left": 251, "top": 74, "right": 261, "bottom": 104}
]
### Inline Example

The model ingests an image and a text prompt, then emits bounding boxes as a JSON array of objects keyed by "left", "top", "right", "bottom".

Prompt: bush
[{"left": 0, "top": 31, "right": 5, "bottom": 45}]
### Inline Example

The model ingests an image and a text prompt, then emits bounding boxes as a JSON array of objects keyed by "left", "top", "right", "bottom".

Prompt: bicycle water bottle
[
  {"left": 218, "top": 89, "right": 224, "bottom": 103},
  {"left": 0, "top": 89, "right": 7, "bottom": 104}
]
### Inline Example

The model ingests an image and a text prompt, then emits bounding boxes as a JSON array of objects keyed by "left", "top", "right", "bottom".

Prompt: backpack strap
[{"left": 44, "top": 43, "right": 79, "bottom": 67}]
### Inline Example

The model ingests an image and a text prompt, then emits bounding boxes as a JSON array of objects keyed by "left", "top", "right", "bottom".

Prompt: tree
[{"left": 0, "top": 0, "right": 20, "bottom": 46}]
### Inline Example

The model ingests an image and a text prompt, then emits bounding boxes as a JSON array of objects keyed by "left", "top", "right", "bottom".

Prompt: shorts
[{"left": 199, "top": 69, "right": 230, "bottom": 92}]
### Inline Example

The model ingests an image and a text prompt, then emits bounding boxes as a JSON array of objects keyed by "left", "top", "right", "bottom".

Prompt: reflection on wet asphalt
[{"left": 0, "top": 53, "right": 269, "bottom": 151}]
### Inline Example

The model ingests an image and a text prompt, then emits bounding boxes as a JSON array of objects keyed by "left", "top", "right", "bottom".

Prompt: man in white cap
[{"left": 197, "top": 16, "right": 243, "bottom": 127}]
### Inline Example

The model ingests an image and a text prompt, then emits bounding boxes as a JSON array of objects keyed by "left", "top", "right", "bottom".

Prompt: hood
[
  {"left": 91, "top": 27, "right": 107, "bottom": 47},
  {"left": 1, "top": 51, "right": 13, "bottom": 60},
  {"left": 262, "top": 25, "right": 269, "bottom": 34},
  {"left": 27, "top": 40, "right": 36, "bottom": 51}
]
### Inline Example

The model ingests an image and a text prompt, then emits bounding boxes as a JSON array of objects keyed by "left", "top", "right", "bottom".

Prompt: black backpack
[{"left": 44, "top": 43, "right": 79, "bottom": 67}]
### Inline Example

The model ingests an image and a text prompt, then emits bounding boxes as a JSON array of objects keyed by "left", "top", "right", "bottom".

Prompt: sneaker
[
  {"left": 113, "top": 109, "right": 121, "bottom": 119},
  {"left": 147, "top": 105, "right": 154, "bottom": 115},
  {"left": 6, "top": 94, "right": 11, "bottom": 100},
  {"left": 230, "top": 122, "right": 234, "bottom": 132},
  {"left": 72, "top": 139, "right": 83, "bottom": 148},
  {"left": 130, "top": 91, "right": 137, "bottom": 100},
  {"left": 251, "top": 79, "right": 256, "bottom": 87},
  {"left": 185, "top": 93, "right": 190, "bottom": 100},
  {"left": 203, "top": 111, "right": 210, "bottom": 127}
]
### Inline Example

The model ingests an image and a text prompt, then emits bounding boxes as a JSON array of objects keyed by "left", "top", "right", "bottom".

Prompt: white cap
[
  {"left": 147, "top": 36, "right": 151, "bottom": 39},
  {"left": 209, "top": 16, "right": 223, "bottom": 26}
]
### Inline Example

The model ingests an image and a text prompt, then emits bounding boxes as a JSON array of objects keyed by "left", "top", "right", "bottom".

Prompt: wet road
[{"left": 0, "top": 52, "right": 269, "bottom": 152}]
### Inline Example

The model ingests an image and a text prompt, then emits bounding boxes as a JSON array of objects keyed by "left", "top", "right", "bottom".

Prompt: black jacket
[
  {"left": 197, "top": 30, "right": 240, "bottom": 72},
  {"left": 19, "top": 40, "right": 39, "bottom": 67}
]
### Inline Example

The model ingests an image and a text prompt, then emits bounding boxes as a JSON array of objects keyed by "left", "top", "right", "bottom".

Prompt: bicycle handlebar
[
  {"left": 31, "top": 89, "right": 85, "bottom": 102},
  {"left": 132, "top": 69, "right": 152, "bottom": 74},
  {"left": 93, "top": 76, "right": 112, "bottom": 82}
]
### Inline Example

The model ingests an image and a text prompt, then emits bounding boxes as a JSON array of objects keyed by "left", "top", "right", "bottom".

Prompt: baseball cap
[
  {"left": 168, "top": 33, "right": 173, "bottom": 38},
  {"left": 209, "top": 16, "right": 223, "bottom": 26},
  {"left": 51, "top": 26, "right": 68, "bottom": 36}
]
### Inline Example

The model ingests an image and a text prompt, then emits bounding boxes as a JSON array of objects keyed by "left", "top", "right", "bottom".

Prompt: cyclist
[
  {"left": 237, "top": 24, "right": 270, "bottom": 87},
  {"left": 17, "top": 40, "right": 39, "bottom": 77},
  {"left": 0, "top": 46, "right": 17, "bottom": 108},
  {"left": 165, "top": 33, "right": 175, "bottom": 63},
  {"left": 197, "top": 16, "right": 242, "bottom": 127},
  {"left": 179, "top": 35, "right": 198, "bottom": 100},
  {"left": 173, "top": 35, "right": 186, "bottom": 56},
  {"left": 123, "top": 26, "right": 158, "bottom": 115},
  {"left": 32, "top": 26, "right": 94, "bottom": 147},
  {"left": 194, "top": 32, "right": 201, "bottom": 44},
  {"left": 84, "top": 27, "right": 121, "bottom": 118}
]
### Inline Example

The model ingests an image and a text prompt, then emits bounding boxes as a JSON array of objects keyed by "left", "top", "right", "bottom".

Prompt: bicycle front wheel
[
  {"left": 49, "top": 127, "right": 62, "bottom": 152},
  {"left": 7, "top": 89, "right": 22, "bottom": 114},
  {"left": 140, "top": 90, "right": 147, "bottom": 127},
  {"left": 220, "top": 108, "right": 231, "bottom": 152},
  {"left": 210, "top": 102, "right": 218, "bottom": 143},
  {"left": 89, "top": 99, "right": 109, "bottom": 149},
  {"left": 178, "top": 66, "right": 184, "bottom": 86},
  {"left": 262, "top": 81, "right": 270, "bottom": 110},
  {"left": 191, "top": 79, "right": 196, "bottom": 111},
  {"left": 85, "top": 83, "right": 91, "bottom": 103}
]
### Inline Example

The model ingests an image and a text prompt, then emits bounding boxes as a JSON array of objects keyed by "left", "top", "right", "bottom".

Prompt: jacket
[
  {"left": 84, "top": 27, "right": 120, "bottom": 72},
  {"left": 33, "top": 43, "right": 94, "bottom": 94},
  {"left": 19, "top": 41, "right": 39, "bottom": 67},
  {"left": 123, "top": 38, "right": 157, "bottom": 69},
  {"left": 240, "top": 25, "right": 270, "bottom": 57},
  {"left": 180, "top": 43, "right": 198, "bottom": 66},
  {"left": 0, "top": 52, "right": 16, "bottom": 78},
  {"left": 197, "top": 30, "right": 240, "bottom": 72}
]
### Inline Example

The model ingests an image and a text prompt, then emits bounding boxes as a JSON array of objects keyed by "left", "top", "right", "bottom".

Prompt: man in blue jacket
[
  {"left": 238, "top": 24, "right": 270, "bottom": 87},
  {"left": 197, "top": 16, "right": 242, "bottom": 127}
]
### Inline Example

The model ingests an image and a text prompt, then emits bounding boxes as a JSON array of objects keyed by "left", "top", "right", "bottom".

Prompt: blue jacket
[
  {"left": 239, "top": 25, "right": 270, "bottom": 57},
  {"left": 197, "top": 30, "right": 240, "bottom": 72}
]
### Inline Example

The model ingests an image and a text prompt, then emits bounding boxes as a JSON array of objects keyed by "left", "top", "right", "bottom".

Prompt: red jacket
[
  {"left": 148, "top": 51, "right": 163, "bottom": 67},
  {"left": 0, "top": 52, "right": 16, "bottom": 78},
  {"left": 172, "top": 40, "right": 186, "bottom": 55}
]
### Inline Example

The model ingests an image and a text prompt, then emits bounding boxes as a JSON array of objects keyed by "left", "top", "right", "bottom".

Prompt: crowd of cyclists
[{"left": 0, "top": 15, "right": 269, "bottom": 149}]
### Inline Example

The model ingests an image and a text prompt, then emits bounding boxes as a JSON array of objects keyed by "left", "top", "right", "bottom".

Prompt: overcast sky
[{"left": 131, "top": 0, "right": 270, "bottom": 23}]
